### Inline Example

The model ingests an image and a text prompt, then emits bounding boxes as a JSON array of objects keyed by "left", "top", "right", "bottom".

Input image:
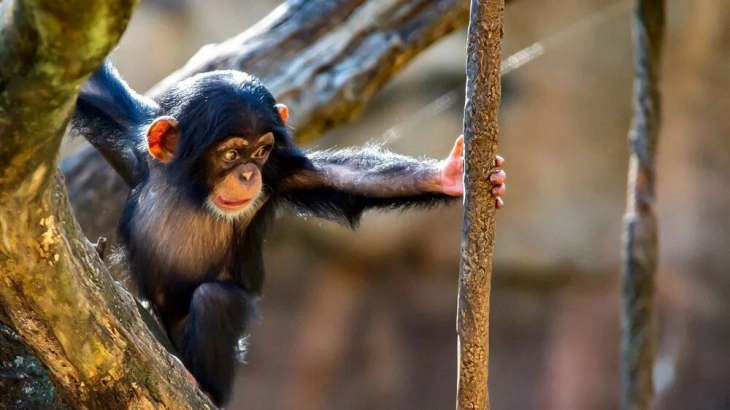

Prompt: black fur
[{"left": 70, "top": 60, "right": 456, "bottom": 406}]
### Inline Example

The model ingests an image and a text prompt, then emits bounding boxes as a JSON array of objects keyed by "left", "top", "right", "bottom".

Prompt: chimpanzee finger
[
  {"left": 450, "top": 135, "right": 465, "bottom": 159},
  {"left": 495, "top": 155, "right": 504, "bottom": 167},
  {"left": 492, "top": 183, "right": 505, "bottom": 197},
  {"left": 489, "top": 170, "right": 506, "bottom": 184}
]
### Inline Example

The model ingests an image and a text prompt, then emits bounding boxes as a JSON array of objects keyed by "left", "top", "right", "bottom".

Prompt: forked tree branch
[{"left": 0, "top": 0, "right": 212, "bottom": 407}]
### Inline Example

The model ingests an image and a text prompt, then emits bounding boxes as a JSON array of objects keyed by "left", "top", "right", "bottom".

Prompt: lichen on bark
[{"left": 0, "top": 0, "right": 214, "bottom": 407}]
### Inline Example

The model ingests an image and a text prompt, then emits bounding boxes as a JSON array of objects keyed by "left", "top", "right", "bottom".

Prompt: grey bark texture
[
  {"left": 456, "top": 1, "right": 504, "bottom": 409},
  {"left": 620, "top": 1, "right": 665, "bottom": 410}
]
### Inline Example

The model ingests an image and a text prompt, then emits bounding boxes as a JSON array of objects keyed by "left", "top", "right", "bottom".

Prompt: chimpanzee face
[
  {"left": 143, "top": 70, "right": 290, "bottom": 221},
  {"left": 202, "top": 132, "right": 274, "bottom": 219}
]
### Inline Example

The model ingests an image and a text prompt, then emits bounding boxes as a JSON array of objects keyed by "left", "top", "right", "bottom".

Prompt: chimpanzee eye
[
  {"left": 223, "top": 150, "right": 238, "bottom": 161},
  {"left": 252, "top": 145, "right": 271, "bottom": 158}
]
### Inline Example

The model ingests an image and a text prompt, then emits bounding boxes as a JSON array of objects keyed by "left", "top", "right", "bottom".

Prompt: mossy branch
[{"left": 0, "top": 0, "right": 213, "bottom": 407}]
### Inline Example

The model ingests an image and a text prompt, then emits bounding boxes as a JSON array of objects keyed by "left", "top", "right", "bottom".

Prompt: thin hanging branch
[
  {"left": 456, "top": 0, "right": 504, "bottom": 409},
  {"left": 620, "top": 1, "right": 665, "bottom": 410}
]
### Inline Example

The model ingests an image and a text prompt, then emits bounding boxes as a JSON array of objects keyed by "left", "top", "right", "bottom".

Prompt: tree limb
[
  {"left": 0, "top": 323, "right": 63, "bottom": 408},
  {"left": 621, "top": 1, "right": 665, "bottom": 409},
  {"left": 62, "top": 0, "right": 516, "bottom": 242},
  {"left": 147, "top": 0, "right": 475, "bottom": 143},
  {"left": 0, "top": 0, "right": 212, "bottom": 407},
  {"left": 456, "top": 0, "right": 504, "bottom": 409}
]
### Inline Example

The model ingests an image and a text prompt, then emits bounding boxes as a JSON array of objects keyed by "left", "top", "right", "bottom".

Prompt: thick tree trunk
[
  {"left": 62, "top": 0, "right": 515, "bottom": 243},
  {"left": 0, "top": 323, "right": 65, "bottom": 408},
  {"left": 456, "top": 1, "right": 504, "bottom": 409},
  {"left": 0, "top": 0, "right": 212, "bottom": 407}
]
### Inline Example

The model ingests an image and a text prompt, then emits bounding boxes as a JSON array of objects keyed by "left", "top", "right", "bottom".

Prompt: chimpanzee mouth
[
  {"left": 214, "top": 196, "right": 252, "bottom": 211},
  {"left": 205, "top": 191, "right": 268, "bottom": 222}
]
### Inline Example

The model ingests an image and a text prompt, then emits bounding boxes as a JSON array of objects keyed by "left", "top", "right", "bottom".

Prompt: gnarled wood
[
  {"left": 0, "top": 0, "right": 212, "bottom": 407},
  {"left": 147, "top": 0, "right": 473, "bottom": 144}
]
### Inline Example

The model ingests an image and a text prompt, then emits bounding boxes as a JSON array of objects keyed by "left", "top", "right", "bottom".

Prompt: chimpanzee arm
[
  {"left": 276, "top": 142, "right": 457, "bottom": 227},
  {"left": 70, "top": 61, "right": 158, "bottom": 187},
  {"left": 277, "top": 137, "right": 505, "bottom": 227},
  {"left": 283, "top": 145, "right": 445, "bottom": 196}
]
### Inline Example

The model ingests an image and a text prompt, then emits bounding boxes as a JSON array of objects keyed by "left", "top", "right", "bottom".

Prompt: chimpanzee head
[{"left": 144, "top": 70, "right": 292, "bottom": 220}]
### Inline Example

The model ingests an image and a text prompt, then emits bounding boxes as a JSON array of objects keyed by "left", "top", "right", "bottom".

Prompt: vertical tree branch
[
  {"left": 457, "top": 1, "right": 504, "bottom": 409},
  {"left": 621, "top": 1, "right": 665, "bottom": 410}
]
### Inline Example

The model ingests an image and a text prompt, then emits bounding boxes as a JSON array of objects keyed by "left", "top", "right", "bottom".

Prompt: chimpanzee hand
[{"left": 438, "top": 135, "right": 506, "bottom": 209}]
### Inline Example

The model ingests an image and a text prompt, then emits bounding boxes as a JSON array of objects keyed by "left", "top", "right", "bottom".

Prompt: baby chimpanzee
[{"left": 71, "top": 61, "right": 506, "bottom": 406}]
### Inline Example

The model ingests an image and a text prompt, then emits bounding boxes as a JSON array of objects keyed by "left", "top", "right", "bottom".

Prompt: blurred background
[{"left": 60, "top": 0, "right": 730, "bottom": 409}]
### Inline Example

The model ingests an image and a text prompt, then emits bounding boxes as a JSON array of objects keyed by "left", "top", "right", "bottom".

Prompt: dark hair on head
[{"left": 158, "top": 71, "right": 294, "bottom": 183}]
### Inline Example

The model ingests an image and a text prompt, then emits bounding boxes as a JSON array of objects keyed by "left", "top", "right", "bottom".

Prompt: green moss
[{"left": 126, "top": 354, "right": 163, "bottom": 403}]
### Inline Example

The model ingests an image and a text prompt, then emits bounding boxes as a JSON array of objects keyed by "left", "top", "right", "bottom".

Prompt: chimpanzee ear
[
  {"left": 146, "top": 116, "right": 180, "bottom": 163},
  {"left": 275, "top": 103, "right": 289, "bottom": 125}
]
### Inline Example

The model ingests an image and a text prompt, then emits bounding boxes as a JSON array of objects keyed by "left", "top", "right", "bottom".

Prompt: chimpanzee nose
[{"left": 241, "top": 171, "right": 253, "bottom": 181}]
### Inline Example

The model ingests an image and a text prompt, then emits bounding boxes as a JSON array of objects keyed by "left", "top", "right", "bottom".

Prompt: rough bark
[
  {"left": 456, "top": 1, "right": 504, "bottom": 409},
  {"left": 145, "top": 0, "right": 474, "bottom": 143},
  {"left": 62, "top": 0, "right": 515, "bottom": 243},
  {"left": 0, "top": 0, "right": 212, "bottom": 407},
  {"left": 620, "top": 1, "right": 665, "bottom": 410},
  {"left": 0, "top": 323, "right": 64, "bottom": 408}
]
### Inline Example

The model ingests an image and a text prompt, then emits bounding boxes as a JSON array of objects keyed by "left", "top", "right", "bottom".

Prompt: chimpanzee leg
[{"left": 174, "top": 281, "right": 258, "bottom": 406}]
